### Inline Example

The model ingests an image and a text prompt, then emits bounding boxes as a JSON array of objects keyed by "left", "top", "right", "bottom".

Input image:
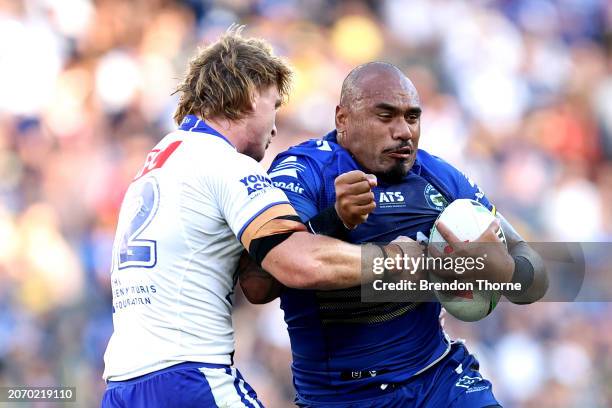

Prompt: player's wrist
[
  {"left": 502, "top": 255, "right": 534, "bottom": 296},
  {"left": 307, "top": 206, "right": 351, "bottom": 237},
  {"left": 495, "top": 252, "right": 516, "bottom": 284},
  {"left": 334, "top": 202, "right": 356, "bottom": 230}
]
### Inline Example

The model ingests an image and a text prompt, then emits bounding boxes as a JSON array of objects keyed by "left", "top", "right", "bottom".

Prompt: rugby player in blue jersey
[{"left": 239, "top": 62, "right": 548, "bottom": 407}]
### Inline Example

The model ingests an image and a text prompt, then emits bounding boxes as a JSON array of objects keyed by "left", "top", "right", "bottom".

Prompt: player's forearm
[
  {"left": 504, "top": 241, "right": 548, "bottom": 304},
  {"left": 262, "top": 231, "right": 382, "bottom": 290},
  {"left": 237, "top": 250, "right": 283, "bottom": 304}
]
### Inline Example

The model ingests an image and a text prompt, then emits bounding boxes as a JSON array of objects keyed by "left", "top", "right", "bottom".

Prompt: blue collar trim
[{"left": 179, "top": 115, "right": 234, "bottom": 147}]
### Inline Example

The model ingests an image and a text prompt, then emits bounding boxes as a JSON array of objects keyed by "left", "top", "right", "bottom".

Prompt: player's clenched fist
[{"left": 334, "top": 170, "right": 377, "bottom": 229}]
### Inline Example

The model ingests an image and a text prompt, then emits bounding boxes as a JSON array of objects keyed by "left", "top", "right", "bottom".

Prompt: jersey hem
[{"left": 103, "top": 355, "right": 233, "bottom": 382}]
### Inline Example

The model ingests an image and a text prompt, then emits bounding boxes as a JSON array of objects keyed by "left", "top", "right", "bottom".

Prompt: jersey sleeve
[
  {"left": 452, "top": 169, "right": 494, "bottom": 212},
  {"left": 207, "top": 153, "right": 300, "bottom": 249},
  {"left": 426, "top": 153, "right": 495, "bottom": 213},
  {"left": 267, "top": 153, "right": 321, "bottom": 222},
  {"left": 447, "top": 166, "right": 494, "bottom": 212}
]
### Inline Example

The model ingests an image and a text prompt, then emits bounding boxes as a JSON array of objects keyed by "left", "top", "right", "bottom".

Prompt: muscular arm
[
  {"left": 238, "top": 207, "right": 350, "bottom": 304},
  {"left": 260, "top": 230, "right": 376, "bottom": 290},
  {"left": 240, "top": 170, "right": 377, "bottom": 303},
  {"left": 240, "top": 227, "right": 400, "bottom": 300},
  {"left": 498, "top": 213, "right": 548, "bottom": 304}
]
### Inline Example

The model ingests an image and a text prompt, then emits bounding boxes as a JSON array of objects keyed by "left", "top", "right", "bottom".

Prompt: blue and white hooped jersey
[
  {"left": 268, "top": 130, "right": 494, "bottom": 398},
  {"left": 103, "top": 116, "right": 296, "bottom": 382}
]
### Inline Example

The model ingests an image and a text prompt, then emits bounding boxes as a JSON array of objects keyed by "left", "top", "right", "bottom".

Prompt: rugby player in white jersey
[{"left": 100, "top": 27, "right": 404, "bottom": 408}]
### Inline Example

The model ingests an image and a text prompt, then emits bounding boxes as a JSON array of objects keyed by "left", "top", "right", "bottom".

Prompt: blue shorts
[
  {"left": 101, "top": 362, "right": 263, "bottom": 408},
  {"left": 295, "top": 342, "right": 501, "bottom": 408}
]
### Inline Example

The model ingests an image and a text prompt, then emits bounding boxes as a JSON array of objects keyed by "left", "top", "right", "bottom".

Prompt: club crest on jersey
[
  {"left": 240, "top": 174, "right": 274, "bottom": 197},
  {"left": 424, "top": 184, "right": 448, "bottom": 209}
]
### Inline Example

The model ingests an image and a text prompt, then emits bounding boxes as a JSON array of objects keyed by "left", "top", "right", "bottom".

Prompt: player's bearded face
[{"left": 341, "top": 96, "right": 421, "bottom": 184}]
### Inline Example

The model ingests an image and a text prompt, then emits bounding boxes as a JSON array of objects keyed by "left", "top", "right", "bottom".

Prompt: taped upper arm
[{"left": 207, "top": 153, "right": 303, "bottom": 249}]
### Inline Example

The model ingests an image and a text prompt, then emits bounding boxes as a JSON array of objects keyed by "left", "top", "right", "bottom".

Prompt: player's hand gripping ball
[{"left": 428, "top": 199, "right": 507, "bottom": 322}]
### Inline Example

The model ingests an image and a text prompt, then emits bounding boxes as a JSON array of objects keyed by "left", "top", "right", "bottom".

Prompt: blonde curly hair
[{"left": 173, "top": 25, "right": 293, "bottom": 124}]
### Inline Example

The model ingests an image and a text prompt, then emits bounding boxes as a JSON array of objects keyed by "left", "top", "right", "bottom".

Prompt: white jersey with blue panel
[
  {"left": 268, "top": 130, "right": 495, "bottom": 398},
  {"left": 103, "top": 115, "right": 295, "bottom": 384}
]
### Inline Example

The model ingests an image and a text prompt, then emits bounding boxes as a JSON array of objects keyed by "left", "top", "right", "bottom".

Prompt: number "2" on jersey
[{"left": 117, "top": 177, "right": 160, "bottom": 270}]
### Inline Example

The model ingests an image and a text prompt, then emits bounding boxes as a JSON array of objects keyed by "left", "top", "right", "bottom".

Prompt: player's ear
[
  {"left": 249, "top": 87, "right": 260, "bottom": 112},
  {"left": 335, "top": 105, "right": 348, "bottom": 133}
]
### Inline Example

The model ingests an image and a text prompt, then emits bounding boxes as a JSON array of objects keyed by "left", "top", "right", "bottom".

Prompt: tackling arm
[
  {"left": 239, "top": 170, "right": 378, "bottom": 303},
  {"left": 238, "top": 205, "right": 352, "bottom": 304},
  {"left": 260, "top": 230, "right": 387, "bottom": 290},
  {"left": 237, "top": 250, "right": 283, "bottom": 304}
]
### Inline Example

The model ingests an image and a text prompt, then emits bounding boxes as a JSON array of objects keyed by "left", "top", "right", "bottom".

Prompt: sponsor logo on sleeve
[
  {"left": 272, "top": 181, "right": 304, "bottom": 194},
  {"left": 456, "top": 373, "right": 491, "bottom": 394},
  {"left": 455, "top": 375, "right": 483, "bottom": 389},
  {"left": 240, "top": 174, "right": 274, "bottom": 197}
]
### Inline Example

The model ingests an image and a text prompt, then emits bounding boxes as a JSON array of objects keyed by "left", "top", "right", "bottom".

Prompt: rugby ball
[{"left": 428, "top": 199, "right": 506, "bottom": 322}]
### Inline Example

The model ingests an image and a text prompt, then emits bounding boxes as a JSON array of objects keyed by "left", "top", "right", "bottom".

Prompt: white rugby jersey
[{"left": 103, "top": 116, "right": 296, "bottom": 381}]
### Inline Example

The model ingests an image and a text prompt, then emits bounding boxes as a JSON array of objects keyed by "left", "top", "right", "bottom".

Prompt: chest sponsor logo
[
  {"left": 240, "top": 174, "right": 274, "bottom": 197},
  {"left": 378, "top": 191, "right": 405, "bottom": 208},
  {"left": 424, "top": 184, "right": 448, "bottom": 209}
]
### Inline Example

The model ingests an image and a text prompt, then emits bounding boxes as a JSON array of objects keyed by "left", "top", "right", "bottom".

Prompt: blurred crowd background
[{"left": 0, "top": 0, "right": 611, "bottom": 406}]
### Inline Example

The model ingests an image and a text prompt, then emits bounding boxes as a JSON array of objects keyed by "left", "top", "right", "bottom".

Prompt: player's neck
[{"left": 205, "top": 116, "right": 249, "bottom": 153}]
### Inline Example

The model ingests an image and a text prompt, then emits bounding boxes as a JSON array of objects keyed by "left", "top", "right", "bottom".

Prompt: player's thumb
[
  {"left": 366, "top": 174, "right": 377, "bottom": 188},
  {"left": 482, "top": 218, "right": 502, "bottom": 241}
]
